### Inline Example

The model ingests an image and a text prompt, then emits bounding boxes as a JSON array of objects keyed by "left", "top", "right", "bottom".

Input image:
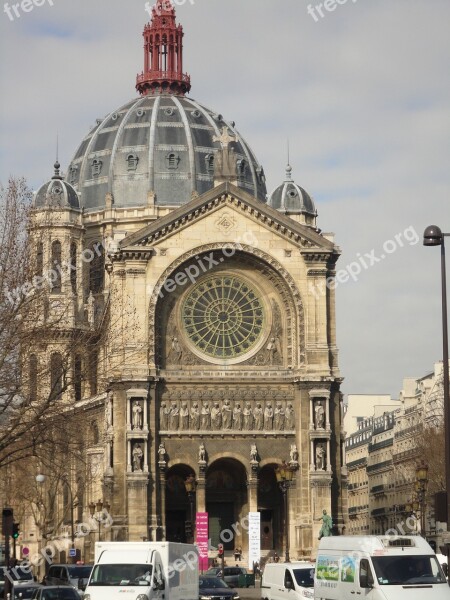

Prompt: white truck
[
  {"left": 314, "top": 535, "right": 450, "bottom": 600},
  {"left": 83, "top": 541, "right": 199, "bottom": 600}
]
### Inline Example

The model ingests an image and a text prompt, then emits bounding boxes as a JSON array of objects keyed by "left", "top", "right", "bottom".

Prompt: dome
[
  {"left": 34, "top": 161, "right": 80, "bottom": 210},
  {"left": 66, "top": 96, "right": 267, "bottom": 212},
  {"left": 267, "top": 164, "right": 316, "bottom": 216}
]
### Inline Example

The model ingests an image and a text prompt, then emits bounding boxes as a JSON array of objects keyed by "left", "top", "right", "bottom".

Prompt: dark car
[
  {"left": 0, "top": 567, "right": 38, "bottom": 599},
  {"left": 205, "top": 567, "right": 247, "bottom": 588},
  {"left": 44, "top": 565, "right": 92, "bottom": 593},
  {"left": 199, "top": 576, "right": 240, "bottom": 600},
  {"left": 30, "top": 586, "right": 81, "bottom": 600}
]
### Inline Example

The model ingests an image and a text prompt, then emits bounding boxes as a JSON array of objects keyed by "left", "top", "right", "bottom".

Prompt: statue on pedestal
[{"left": 318, "top": 510, "right": 333, "bottom": 539}]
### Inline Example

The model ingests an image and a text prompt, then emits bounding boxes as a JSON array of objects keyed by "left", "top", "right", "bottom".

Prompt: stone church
[{"left": 30, "top": 2, "right": 346, "bottom": 561}]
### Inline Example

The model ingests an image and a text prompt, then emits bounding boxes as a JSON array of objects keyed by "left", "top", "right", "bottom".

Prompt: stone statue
[
  {"left": 169, "top": 402, "right": 179, "bottom": 430},
  {"left": 222, "top": 399, "right": 232, "bottom": 429},
  {"left": 290, "top": 443, "right": 299, "bottom": 462},
  {"left": 266, "top": 335, "right": 282, "bottom": 365},
  {"left": 264, "top": 402, "right": 274, "bottom": 430},
  {"left": 132, "top": 444, "right": 143, "bottom": 472},
  {"left": 274, "top": 402, "right": 285, "bottom": 430},
  {"left": 199, "top": 442, "right": 206, "bottom": 462},
  {"left": 168, "top": 336, "right": 182, "bottom": 364},
  {"left": 316, "top": 443, "right": 326, "bottom": 471},
  {"left": 233, "top": 403, "right": 243, "bottom": 430},
  {"left": 211, "top": 402, "right": 222, "bottom": 430},
  {"left": 179, "top": 401, "right": 189, "bottom": 430},
  {"left": 86, "top": 291, "right": 95, "bottom": 327},
  {"left": 254, "top": 403, "right": 264, "bottom": 431},
  {"left": 285, "top": 403, "right": 295, "bottom": 430},
  {"left": 159, "top": 402, "right": 170, "bottom": 431},
  {"left": 200, "top": 402, "right": 210, "bottom": 429},
  {"left": 250, "top": 444, "right": 258, "bottom": 462},
  {"left": 243, "top": 402, "right": 253, "bottom": 430},
  {"left": 104, "top": 391, "right": 113, "bottom": 430},
  {"left": 190, "top": 402, "right": 200, "bottom": 430},
  {"left": 315, "top": 401, "right": 325, "bottom": 429},
  {"left": 158, "top": 442, "right": 166, "bottom": 463},
  {"left": 318, "top": 509, "right": 333, "bottom": 539},
  {"left": 132, "top": 400, "right": 143, "bottom": 430}
]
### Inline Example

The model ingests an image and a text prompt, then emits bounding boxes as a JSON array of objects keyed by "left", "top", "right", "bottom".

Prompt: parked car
[
  {"left": 31, "top": 586, "right": 81, "bottom": 600},
  {"left": 198, "top": 576, "right": 240, "bottom": 600},
  {"left": 43, "top": 565, "right": 92, "bottom": 593},
  {"left": 205, "top": 566, "right": 248, "bottom": 588},
  {"left": 0, "top": 566, "right": 39, "bottom": 599}
]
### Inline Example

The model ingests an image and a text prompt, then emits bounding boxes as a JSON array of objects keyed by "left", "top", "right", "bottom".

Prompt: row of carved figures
[{"left": 159, "top": 400, "right": 296, "bottom": 431}]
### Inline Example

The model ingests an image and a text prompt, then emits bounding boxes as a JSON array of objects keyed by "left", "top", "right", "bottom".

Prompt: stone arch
[
  {"left": 165, "top": 463, "right": 195, "bottom": 543},
  {"left": 148, "top": 243, "right": 306, "bottom": 368}
]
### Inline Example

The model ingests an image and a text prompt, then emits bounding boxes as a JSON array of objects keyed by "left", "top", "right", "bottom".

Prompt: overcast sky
[{"left": 1, "top": 0, "right": 449, "bottom": 397}]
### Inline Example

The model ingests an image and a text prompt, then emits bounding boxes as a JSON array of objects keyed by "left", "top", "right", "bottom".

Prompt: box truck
[
  {"left": 83, "top": 541, "right": 198, "bottom": 600},
  {"left": 314, "top": 535, "right": 449, "bottom": 600}
]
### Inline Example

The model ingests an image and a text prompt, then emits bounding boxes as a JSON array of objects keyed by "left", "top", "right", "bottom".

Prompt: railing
[
  {"left": 370, "top": 484, "right": 386, "bottom": 494},
  {"left": 367, "top": 459, "right": 392, "bottom": 473},
  {"left": 136, "top": 70, "right": 191, "bottom": 84},
  {"left": 369, "top": 438, "right": 393, "bottom": 452}
]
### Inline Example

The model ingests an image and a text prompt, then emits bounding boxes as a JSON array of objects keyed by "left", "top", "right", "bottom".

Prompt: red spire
[{"left": 136, "top": 1, "right": 191, "bottom": 96}]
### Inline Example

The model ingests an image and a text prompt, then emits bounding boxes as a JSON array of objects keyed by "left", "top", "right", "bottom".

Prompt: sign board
[
  {"left": 196, "top": 512, "right": 209, "bottom": 572},
  {"left": 69, "top": 548, "right": 77, "bottom": 558},
  {"left": 248, "top": 511, "right": 261, "bottom": 571}
]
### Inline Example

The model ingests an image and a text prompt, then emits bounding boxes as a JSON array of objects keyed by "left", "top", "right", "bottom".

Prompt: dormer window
[
  {"left": 127, "top": 154, "right": 139, "bottom": 172},
  {"left": 91, "top": 157, "right": 103, "bottom": 177},
  {"left": 166, "top": 152, "right": 180, "bottom": 170},
  {"left": 69, "top": 165, "right": 78, "bottom": 184},
  {"left": 237, "top": 158, "right": 247, "bottom": 179},
  {"left": 205, "top": 153, "right": 215, "bottom": 173}
]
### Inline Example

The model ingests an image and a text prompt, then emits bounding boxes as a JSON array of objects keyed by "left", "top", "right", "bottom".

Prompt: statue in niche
[
  {"left": 199, "top": 442, "right": 206, "bottom": 462},
  {"left": 201, "top": 402, "right": 210, "bottom": 429},
  {"left": 274, "top": 402, "right": 285, "bottom": 430},
  {"left": 104, "top": 391, "right": 113, "bottom": 430},
  {"left": 254, "top": 403, "right": 264, "bottom": 431},
  {"left": 180, "top": 401, "right": 189, "bottom": 430},
  {"left": 190, "top": 402, "right": 200, "bottom": 430},
  {"left": 243, "top": 402, "right": 253, "bottom": 430},
  {"left": 169, "top": 402, "right": 179, "bottom": 430},
  {"left": 211, "top": 402, "right": 222, "bottom": 430},
  {"left": 233, "top": 403, "right": 243, "bottom": 430},
  {"left": 86, "top": 291, "right": 95, "bottom": 327},
  {"left": 167, "top": 336, "right": 183, "bottom": 365},
  {"left": 132, "top": 400, "right": 143, "bottom": 430},
  {"left": 315, "top": 401, "right": 325, "bottom": 429},
  {"left": 222, "top": 399, "right": 232, "bottom": 429},
  {"left": 250, "top": 443, "right": 258, "bottom": 462},
  {"left": 285, "top": 403, "right": 295, "bottom": 430},
  {"left": 160, "top": 401, "right": 171, "bottom": 430},
  {"left": 264, "top": 402, "right": 274, "bottom": 430},
  {"left": 316, "top": 443, "right": 326, "bottom": 471},
  {"left": 266, "top": 335, "right": 282, "bottom": 366},
  {"left": 132, "top": 443, "right": 143, "bottom": 472},
  {"left": 158, "top": 442, "right": 166, "bottom": 463},
  {"left": 290, "top": 443, "right": 299, "bottom": 462}
]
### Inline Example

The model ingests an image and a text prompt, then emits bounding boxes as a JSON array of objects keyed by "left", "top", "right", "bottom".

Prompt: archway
[
  {"left": 165, "top": 464, "right": 194, "bottom": 543},
  {"left": 206, "top": 458, "right": 248, "bottom": 550},
  {"left": 258, "top": 464, "right": 283, "bottom": 551}
]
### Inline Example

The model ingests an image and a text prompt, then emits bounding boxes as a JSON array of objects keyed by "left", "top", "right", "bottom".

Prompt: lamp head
[
  {"left": 423, "top": 225, "right": 443, "bottom": 246},
  {"left": 36, "top": 474, "right": 45, "bottom": 483}
]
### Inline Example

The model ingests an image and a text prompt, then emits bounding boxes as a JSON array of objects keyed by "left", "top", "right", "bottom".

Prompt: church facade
[{"left": 30, "top": 2, "right": 346, "bottom": 561}]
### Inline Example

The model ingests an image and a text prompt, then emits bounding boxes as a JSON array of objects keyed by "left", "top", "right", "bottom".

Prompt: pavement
[{"left": 235, "top": 584, "right": 261, "bottom": 599}]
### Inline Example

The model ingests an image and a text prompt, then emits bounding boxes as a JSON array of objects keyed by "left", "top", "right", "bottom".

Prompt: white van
[
  {"left": 84, "top": 541, "right": 198, "bottom": 600},
  {"left": 314, "top": 535, "right": 449, "bottom": 600},
  {"left": 261, "top": 561, "right": 315, "bottom": 599}
]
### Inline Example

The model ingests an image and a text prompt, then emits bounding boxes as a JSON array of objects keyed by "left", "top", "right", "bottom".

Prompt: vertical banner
[
  {"left": 196, "top": 512, "right": 209, "bottom": 572},
  {"left": 248, "top": 511, "right": 261, "bottom": 571}
]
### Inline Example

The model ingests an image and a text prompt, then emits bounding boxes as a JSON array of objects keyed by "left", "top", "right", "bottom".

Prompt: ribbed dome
[
  {"left": 268, "top": 165, "right": 316, "bottom": 216},
  {"left": 66, "top": 95, "right": 267, "bottom": 212},
  {"left": 34, "top": 162, "right": 80, "bottom": 210}
]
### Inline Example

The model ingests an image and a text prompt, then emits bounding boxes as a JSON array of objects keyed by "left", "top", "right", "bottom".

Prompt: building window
[
  {"left": 237, "top": 158, "right": 247, "bottom": 179},
  {"left": 88, "top": 343, "right": 98, "bottom": 396},
  {"left": 166, "top": 152, "right": 180, "bottom": 170},
  {"left": 91, "top": 421, "right": 99, "bottom": 445},
  {"left": 36, "top": 242, "right": 43, "bottom": 276},
  {"left": 74, "top": 354, "right": 82, "bottom": 401},
  {"left": 91, "top": 157, "right": 103, "bottom": 177},
  {"left": 70, "top": 242, "right": 77, "bottom": 294},
  {"left": 89, "top": 243, "right": 105, "bottom": 294},
  {"left": 51, "top": 240, "right": 62, "bottom": 293},
  {"left": 205, "top": 154, "right": 215, "bottom": 173},
  {"left": 29, "top": 354, "right": 38, "bottom": 402},
  {"left": 127, "top": 154, "right": 139, "bottom": 172},
  {"left": 50, "top": 352, "right": 64, "bottom": 399},
  {"left": 69, "top": 165, "right": 78, "bottom": 184}
]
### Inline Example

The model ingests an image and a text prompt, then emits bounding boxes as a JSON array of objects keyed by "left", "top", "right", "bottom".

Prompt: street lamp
[
  {"left": 184, "top": 475, "right": 196, "bottom": 544},
  {"left": 275, "top": 461, "right": 295, "bottom": 563},
  {"left": 415, "top": 463, "right": 429, "bottom": 537},
  {"left": 89, "top": 499, "right": 111, "bottom": 541},
  {"left": 423, "top": 225, "right": 450, "bottom": 530}
]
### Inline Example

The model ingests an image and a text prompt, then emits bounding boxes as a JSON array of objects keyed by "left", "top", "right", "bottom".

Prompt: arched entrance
[
  {"left": 165, "top": 465, "right": 195, "bottom": 543},
  {"left": 206, "top": 458, "right": 248, "bottom": 550},
  {"left": 258, "top": 464, "right": 283, "bottom": 551}
]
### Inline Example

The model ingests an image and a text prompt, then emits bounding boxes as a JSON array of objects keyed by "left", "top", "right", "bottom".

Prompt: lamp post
[
  {"left": 275, "top": 461, "right": 295, "bottom": 563},
  {"left": 184, "top": 475, "right": 196, "bottom": 544},
  {"left": 415, "top": 463, "right": 429, "bottom": 538},
  {"left": 423, "top": 226, "right": 450, "bottom": 531},
  {"left": 89, "top": 499, "right": 110, "bottom": 541}
]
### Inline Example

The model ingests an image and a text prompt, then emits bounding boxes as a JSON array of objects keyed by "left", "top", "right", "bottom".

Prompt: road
[{"left": 236, "top": 585, "right": 261, "bottom": 599}]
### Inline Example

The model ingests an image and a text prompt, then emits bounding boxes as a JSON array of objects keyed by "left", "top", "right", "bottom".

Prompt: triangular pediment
[{"left": 120, "top": 182, "right": 338, "bottom": 255}]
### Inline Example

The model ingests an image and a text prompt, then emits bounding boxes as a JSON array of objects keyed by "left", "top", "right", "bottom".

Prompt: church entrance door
[{"left": 207, "top": 502, "right": 234, "bottom": 549}]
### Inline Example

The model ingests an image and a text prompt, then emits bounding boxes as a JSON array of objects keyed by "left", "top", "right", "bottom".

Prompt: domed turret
[
  {"left": 267, "top": 164, "right": 316, "bottom": 225},
  {"left": 34, "top": 161, "right": 80, "bottom": 210}
]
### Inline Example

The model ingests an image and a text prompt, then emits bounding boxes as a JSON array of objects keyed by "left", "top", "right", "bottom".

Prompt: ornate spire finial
[
  {"left": 136, "top": 1, "right": 191, "bottom": 96},
  {"left": 286, "top": 139, "right": 292, "bottom": 180}
]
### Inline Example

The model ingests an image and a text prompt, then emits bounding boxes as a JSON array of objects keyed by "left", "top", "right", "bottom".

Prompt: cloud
[{"left": 0, "top": 0, "right": 449, "bottom": 396}]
